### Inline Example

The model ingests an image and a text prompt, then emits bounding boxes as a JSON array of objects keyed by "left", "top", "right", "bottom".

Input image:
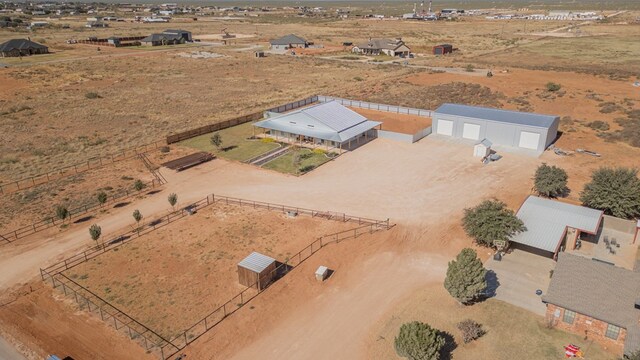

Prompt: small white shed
[{"left": 474, "top": 138, "right": 492, "bottom": 157}]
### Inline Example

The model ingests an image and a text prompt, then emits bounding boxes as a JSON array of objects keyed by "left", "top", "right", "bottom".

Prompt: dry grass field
[
  {"left": 1, "top": 8, "right": 640, "bottom": 360},
  {"left": 65, "top": 203, "right": 356, "bottom": 339}
]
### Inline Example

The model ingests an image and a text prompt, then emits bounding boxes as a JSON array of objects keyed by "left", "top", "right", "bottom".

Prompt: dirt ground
[
  {"left": 65, "top": 203, "right": 356, "bottom": 339},
  {"left": 350, "top": 107, "right": 432, "bottom": 134}
]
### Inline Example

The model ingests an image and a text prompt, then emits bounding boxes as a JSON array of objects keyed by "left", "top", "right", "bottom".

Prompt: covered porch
[{"left": 253, "top": 127, "right": 378, "bottom": 154}]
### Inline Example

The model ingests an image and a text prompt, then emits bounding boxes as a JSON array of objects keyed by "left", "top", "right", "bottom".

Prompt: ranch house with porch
[{"left": 253, "top": 101, "right": 381, "bottom": 151}]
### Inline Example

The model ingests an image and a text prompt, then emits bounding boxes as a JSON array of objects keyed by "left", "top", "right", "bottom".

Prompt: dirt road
[{"left": 0, "top": 335, "right": 25, "bottom": 360}]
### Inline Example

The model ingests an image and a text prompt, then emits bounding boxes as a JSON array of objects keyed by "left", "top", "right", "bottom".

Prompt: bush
[
  {"left": 599, "top": 102, "right": 623, "bottom": 114},
  {"left": 444, "top": 248, "right": 487, "bottom": 305},
  {"left": 210, "top": 133, "right": 223, "bottom": 149},
  {"left": 133, "top": 179, "right": 146, "bottom": 191},
  {"left": 261, "top": 137, "right": 275, "bottom": 143},
  {"left": 160, "top": 146, "right": 170, "bottom": 153},
  {"left": 588, "top": 120, "right": 610, "bottom": 131},
  {"left": 456, "top": 319, "right": 485, "bottom": 343},
  {"left": 462, "top": 200, "right": 525, "bottom": 248},
  {"left": 465, "top": 64, "right": 475, "bottom": 72},
  {"left": 353, "top": 76, "right": 364, "bottom": 81},
  {"left": 534, "top": 163, "right": 568, "bottom": 198},
  {"left": 85, "top": 92, "right": 101, "bottom": 99},
  {"left": 546, "top": 82, "right": 561, "bottom": 92},
  {"left": 395, "top": 321, "right": 445, "bottom": 360},
  {"left": 299, "top": 165, "right": 316, "bottom": 173},
  {"left": 89, "top": 224, "right": 101, "bottom": 243},
  {"left": 313, "top": 148, "right": 326, "bottom": 154},
  {"left": 96, "top": 191, "right": 108, "bottom": 205},
  {"left": 580, "top": 167, "right": 640, "bottom": 219}
]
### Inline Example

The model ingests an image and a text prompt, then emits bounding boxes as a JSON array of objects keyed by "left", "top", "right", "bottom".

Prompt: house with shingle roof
[
  {"left": 0, "top": 38, "right": 48, "bottom": 57},
  {"left": 542, "top": 253, "right": 640, "bottom": 356},
  {"left": 269, "top": 34, "right": 308, "bottom": 52},
  {"left": 352, "top": 38, "right": 411, "bottom": 57}
]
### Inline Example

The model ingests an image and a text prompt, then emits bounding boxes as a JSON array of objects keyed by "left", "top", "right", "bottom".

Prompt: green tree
[
  {"left": 534, "top": 163, "right": 568, "bottom": 198},
  {"left": 132, "top": 209, "right": 143, "bottom": 231},
  {"left": 210, "top": 133, "right": 223, "bottom": 149},
  {"left": 580, "top": 167, "right": 640, "bottom": 219},
  {"left": 89, "top": 224, "right": 101, "bottom": 244},
  {"left": 395, "top": 321, "right": 445, "bottom": 360},
  {"left": 462, "top": 200, "right": 525, "bottom": 247},
  {"left": 55, "top": 205, "right": 69, "bottom": 223},
  {"left": 133, "top": 179, "right": 145, "bottom": 191},
  {"left": 96, "top": 191, "right": 108, "bottom": 206},
  {"left": 168, "top": 193, "right": 178, "bottom": 210},
  {"left": 444, "top": 248, "right": 487, "bottom": 304}
]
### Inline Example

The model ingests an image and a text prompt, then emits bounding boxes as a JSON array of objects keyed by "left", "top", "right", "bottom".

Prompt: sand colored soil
[
  {"left": 66, "top": 203, "right": 357, "bottom": 339},
  {"left": 349, "top": 107, "right": 432, "bottom": 134}
]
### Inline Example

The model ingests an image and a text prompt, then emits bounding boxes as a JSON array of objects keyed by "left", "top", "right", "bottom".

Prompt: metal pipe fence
[
  {"left": 0, "top": 140, "right": 165, "bottom": 195},
  {"left": 317, "top": 95, "right": 433, "bottom": 117}
]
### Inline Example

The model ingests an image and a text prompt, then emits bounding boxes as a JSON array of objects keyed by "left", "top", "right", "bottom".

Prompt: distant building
[
  {"left": 162, "top": 29, "right": 192, "bottom": 42},
  {"left": 433, "top": 44, "right": 453, "bottom": 55},
  {"left": 86, "top": 21, "right": 109, "bottom": 28},
  {"left": 0, "top": 38, "right": 49, "bottom": 57},
  {"left": 352, "top": 38, "right": 410, "bottom": 57},
  {"left": 269, "top": 34, "right": 308, "bottom": 52},
  {"left": 140, "top": 33, "right": 184, "bottom": 46}
]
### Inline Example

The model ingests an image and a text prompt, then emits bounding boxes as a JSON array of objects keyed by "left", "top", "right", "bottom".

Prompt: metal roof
[
  {"left": 435, "top": 103, "right": 558, "bottom": 129},
  {"left": 254, "top": 101, "right": 381, "bottom": 143},
  {"left": 238, "top": 252, "right": 276, "bottom": 273},
  {"left": 270, "top": 34, "right": 307, "bottom": 45},
  {"left": 511, "top": 196, "right": 603, "bottom": 253},
  {"left": 0, "top": 39, "right": 48, "bottom": 52},
  {"left": 475, "top": 138, "right": 492, "bottom": 147},
  {"left": 542, "top": 253, "right": 640, "bottom": 354}
]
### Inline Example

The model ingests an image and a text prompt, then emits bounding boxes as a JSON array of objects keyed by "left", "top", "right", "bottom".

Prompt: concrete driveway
[{"left": 485, "top": 249, "right": 555, "bottom": 315}]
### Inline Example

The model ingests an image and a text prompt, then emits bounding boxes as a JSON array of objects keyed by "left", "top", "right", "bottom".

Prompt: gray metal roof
[
  {"left": 238, "top": 252, "right": 275, "bottom": 273},
  {"left": 542, "top": 253, "right": 640, "bottom": 355},
  {"left": 270, "top": 34, "right": 307, "bottom": 45},
  {"left": 0, "top": 39, "right": 48, "bottom": 52},
  {"left": 356, "top": 38, "right": 409, "bottom": 51},
  {"left": 435, "top": 103, "right": 558, "bottom": 129},
  {"left": 141, "top": 33, "right": 183, "bottom": 42},
  {"left": 476, "top": 138, "right": 492, "bottom": 147},
  {"left": 254, "top": 101, "right": 381, "bottom": 143},
  {"left": 511, "top": 196, "right": 603, "bottom": 253}
]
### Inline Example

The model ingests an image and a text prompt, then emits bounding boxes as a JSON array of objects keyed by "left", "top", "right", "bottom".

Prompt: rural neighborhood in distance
[{"left": 1, "top": 0, "right": 640, "bottom": 359}]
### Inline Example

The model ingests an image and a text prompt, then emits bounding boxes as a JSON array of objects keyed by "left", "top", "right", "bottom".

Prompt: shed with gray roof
[
  {"left": 542, "top": 253, "right": 640, "bottom": 355},
  {"left": 511, "top": 196, "right": 603, "bottom": 257},
  {"left": 254, "top": 101, "right": 381, "bottom": 150},
  {"left": 237, "top": 252, "right": 276, "bottom": 290},
  {"left": 432, "top": 103, "right": 559, "bottom": 155}
]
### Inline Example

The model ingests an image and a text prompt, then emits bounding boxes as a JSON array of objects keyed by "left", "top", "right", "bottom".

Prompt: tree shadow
[
  {"left": 147, "top": 189, "right": 162, "bottom": 195},
  {"left": 484, "top": 270, "right": 500, "bottom": 299},
  {"left": 148, "top": 218, "right": 163, "bottom": 227},
  {"left": 73, "top": 215, "right": 93, "bottom": 224},
  {"left": 221, "top": 145, "right": 237, "bottom": 152},
  {"left": 439, "top": 330, "right": 458, "bottom": 360},
  {"left": 107, "top": 235, "right": 130, "bottom": 245},
  {"left": 113, "top": 202, "right": 130, "bottom": 208}
]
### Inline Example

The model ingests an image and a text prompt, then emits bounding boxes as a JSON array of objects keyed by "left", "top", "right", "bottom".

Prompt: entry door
[
  {"left": 519, "top": 131, "right": 540, "bottom": 150},
  {"left": 462, "top": 123, "right": 481, "bottom": 140},
  {"left": 436, "top": 119, "right": 454, "bottom": 136}
]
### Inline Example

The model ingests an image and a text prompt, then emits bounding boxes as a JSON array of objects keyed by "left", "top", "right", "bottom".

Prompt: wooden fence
[
  {"left": 0, "top": 140, "right": 165, "bottom": 195},
  {"left": 40, "top": 193, "right": 390, "bottom": 359},
  {"left": 1, "top": 177, "right": 162, "bottom": 245}
]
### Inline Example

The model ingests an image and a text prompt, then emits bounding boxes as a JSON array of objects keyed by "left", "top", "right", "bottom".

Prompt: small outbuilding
[
  {"left": 0, "top": 39, "right": 49, "bottom": 57},
  {"left": 237, "top": 252, "right": 276, "bottom": 290},
  {"left": 433, "top": 103, "right": 560, "bottom": 155},
  {"left": 433, "top": 44, "right": 453, "bottom": 55},
  {"left": 473, "top": 138, "right": 492, "bottom": 157}
]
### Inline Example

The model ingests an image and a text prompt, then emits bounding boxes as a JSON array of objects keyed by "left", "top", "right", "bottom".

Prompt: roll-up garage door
[
  {"left": 436, "top": 119, "right": 454, "bottom": 136},
  {"left": 519, "top": 131, "right": 540, "bottom": 150},
  {"left": 462, "top": 123, "right": 481, "bottom": 140}
]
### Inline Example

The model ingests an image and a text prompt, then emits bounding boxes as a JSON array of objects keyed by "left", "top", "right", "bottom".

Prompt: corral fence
[
  {"left": 162, "top": 219, "right": 390, "bottom": 356},
  {"left": 40, "top": 193, "right": 391, "bottom": 359},
  {"left": 0, "top": 140, "right": 166, "bottom": 195},
  {"left": 1, "top": 177, "right": 161, "bottom": 245},
  {"left": 165, "top": 96, "right": 318, "bottom": 145},
  {"left": 317, "top": 95, "right": 433, "bottom": 117}
]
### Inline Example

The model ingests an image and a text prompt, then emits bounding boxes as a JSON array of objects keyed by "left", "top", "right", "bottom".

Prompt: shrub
[
  {"left": 465, "top": 64, "right": 475, "bottom": 72},
  {"left": 85, "top": 92, "right": 101, "bottom": 99},
  {"left": 299, "top": 152, "right": 314, "bottom": 160},
  {"left": 313, "top": 148, "right": 326, "bottom": 154},
  {"left": 55, "top": 205, "right": 69, "bottom": 222},
  {"left": 133, "top": 179, "right": 145, "bottom": 191},
  {"left": 444, "top": 248, "right": 487, "bottom": 305},
  {"left": 299, "top": 165, "right": 316, "bottom": 173},
  {"left": 354, "top": 76, "right": 364, "bottom": 81},
  {"left": 210, "top": 133, "right": 223, "bottom": 149},
  {"left": 588, "top": 120, "right": 610, "bottom": 131},
  {"left": 599, "top": 102, "right": 623, "bottom": 114},
  {"left": 534, "top": 163, "right": 568, "bottom": 198},
  {"left": 89, "top": 224, "right": 101, "bottom": 243},
  {"left": 160, "top": 146, "right": 170, "bottom": 153},
  {"left": 462, "top": 200, "right": 525, "bottom": 248},
  {"left": 546, "top": 82, "right": 561, "bottom": 92},
  {"left": 261, "top": 137, "right": 275, "bottom": 143},
  {"left": 580, "top": 167, "right": 640, "bottom": 219},
  {"left": 168, "top": 193, "right": 177, "bottom": 210},
  {"left": 456, "top": 319, "right": 485, "bottom": 343},
  {"left": 96, "top": 191, "right": 108, "bottom": 205},
  {"left": 395, "top": 321, "right": 445, "bottom": 360}
]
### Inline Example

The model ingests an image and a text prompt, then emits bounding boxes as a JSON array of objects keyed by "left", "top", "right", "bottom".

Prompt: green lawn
[
  {"left": 263, "top": 148, "right": 332, "bottom": 175},
  {"left": 178, "top": 122, "right": 280, "bottom": 162}
]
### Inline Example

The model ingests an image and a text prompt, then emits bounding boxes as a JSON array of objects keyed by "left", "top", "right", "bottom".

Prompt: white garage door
[
  {"left": 519, "top": 131, "right": 540, "bottom": 150},
  {"left": 462, "top": 123, "right": 481, "bottom": 140},
  {"left": 436, "top": 119, "right": 454, "bottom": 136}
]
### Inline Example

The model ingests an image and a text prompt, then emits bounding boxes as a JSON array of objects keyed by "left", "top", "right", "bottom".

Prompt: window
[
  {"left": 605, "top": 324, "right": 621, "bottom": 340},
  {"left": 562, "top": 309, "right": 576, "bottom": 324}
]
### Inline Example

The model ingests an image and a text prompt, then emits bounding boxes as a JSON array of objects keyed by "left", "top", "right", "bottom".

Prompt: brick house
[{"left": 542, "top": 253, "right": 640, "bottom": 356}]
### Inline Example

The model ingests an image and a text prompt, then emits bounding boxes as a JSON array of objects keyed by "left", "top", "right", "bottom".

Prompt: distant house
[
  {"left": 162, "top": 29, "right": 192, "bottom": 42},
  {"left": 352, "top": 38, "right": 410, "bottom": 57},
  {"left": 0, "top": 39, "right": 49, "bottom": 57},
  {"left": 543, "top": 253, "right": 640, "bottom": 357},
  {"left": 86, "top": 21, "right": 109, "bottom": 28},
  {"left": 269, "top": 34, "right": 308, "bottom": 52},
  {"left": 140, "top": 33, "right": 184, "bottom": 46}
]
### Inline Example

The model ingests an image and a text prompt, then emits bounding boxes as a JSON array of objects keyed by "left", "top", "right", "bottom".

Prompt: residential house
[
  {"left": 140, "top": 33, "right": 184, "bottom": 46},
  {"left": 542, "top": 253, "right": 640, "bottom": 356},
  {"left": 269, "top": 34, "right": 308, "bottom": 52},
  {"left": 0, "top": 39, "right": 49, "bottom": 57},
  {"left": 352, "top": 38, "right": 410, "bottom": 57}
]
